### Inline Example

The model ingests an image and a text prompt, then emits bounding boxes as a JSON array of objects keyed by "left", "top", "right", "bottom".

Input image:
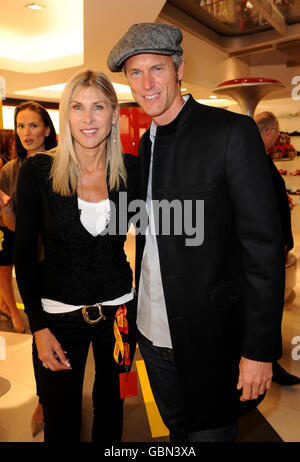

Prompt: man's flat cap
[{"left": 107, "top": 23, "right": 183, "bottom": 72}]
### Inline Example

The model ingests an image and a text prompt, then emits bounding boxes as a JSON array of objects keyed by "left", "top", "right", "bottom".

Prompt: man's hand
[{"left": 237, "top": 356, "right": 272, "bottom": 401}]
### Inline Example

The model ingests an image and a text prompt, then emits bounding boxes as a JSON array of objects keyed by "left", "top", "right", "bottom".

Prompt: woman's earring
[{"left": 112, "top": 125, "right": 116, "bottom": 143}]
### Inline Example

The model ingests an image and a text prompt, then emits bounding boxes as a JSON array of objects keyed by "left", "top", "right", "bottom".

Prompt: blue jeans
[{"left": 137, "top": 330, "right": 238, "bottom": 442}]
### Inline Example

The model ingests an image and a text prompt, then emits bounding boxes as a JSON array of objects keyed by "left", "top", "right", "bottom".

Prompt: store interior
[{"left": 0, "top": 0, "right": 300, "bottom": 443}]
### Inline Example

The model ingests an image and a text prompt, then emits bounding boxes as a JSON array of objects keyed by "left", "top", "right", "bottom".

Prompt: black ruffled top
[{"left": 14, "top": 153, "right": 137, "bottom": 333}]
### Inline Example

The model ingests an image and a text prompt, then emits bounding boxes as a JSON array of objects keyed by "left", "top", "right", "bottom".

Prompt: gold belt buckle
[{"left": 81, "top": 303, "right": 106, "bottom": 324}]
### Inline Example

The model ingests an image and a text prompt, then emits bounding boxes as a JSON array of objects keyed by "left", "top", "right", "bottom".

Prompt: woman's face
[
  {"left": 69, "top": 85, "right": 118, "bottom": 156},
  {"left": 16, "top": 108, "right": 50, "bottom": 156}
]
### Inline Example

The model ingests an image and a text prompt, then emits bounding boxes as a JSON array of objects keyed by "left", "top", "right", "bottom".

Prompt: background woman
[
  {"left": 14, "top": 70, "right": 137, "bottom": 442},
  {"left": 0, "top": 129, "right": 15, "bottom": 316},
  {"left": 0, "top": 102, "right": 57, "bottom": 329},
  {"left": 0, "top": 101, "right": 57, "bottom": 435}
]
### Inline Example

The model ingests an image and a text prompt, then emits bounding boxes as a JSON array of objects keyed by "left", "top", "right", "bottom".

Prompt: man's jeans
[{"left": 137, "top": 330, "right": 238, "bottom": 442}]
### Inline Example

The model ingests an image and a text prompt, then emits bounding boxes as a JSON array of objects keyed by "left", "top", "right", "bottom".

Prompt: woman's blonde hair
[{"left": 50, "top": 69, "right": 126, "bottom": 196}]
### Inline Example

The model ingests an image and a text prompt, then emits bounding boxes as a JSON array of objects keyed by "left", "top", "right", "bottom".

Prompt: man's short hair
[
  {"left": 171, "top": 54, "right": 183, "bottom": 72},
  {"left": 122, "top": 52, "right": 183, "bottom": 75},
  {"left": 255, "top": 111, "right": 277, "bottom": 135}
]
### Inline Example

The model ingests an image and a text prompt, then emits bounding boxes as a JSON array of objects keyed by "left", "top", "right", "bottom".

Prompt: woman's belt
[{"left": 45, "top": 303, "right": 120, "bottom": 325}]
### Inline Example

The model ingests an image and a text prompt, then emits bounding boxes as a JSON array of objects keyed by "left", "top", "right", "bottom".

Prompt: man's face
[
  {"left": 124, "top": 53, "right": 184, "bottom": 126},
  {"left": 264, "top": 120, "right": 279, "bottom": 151}
]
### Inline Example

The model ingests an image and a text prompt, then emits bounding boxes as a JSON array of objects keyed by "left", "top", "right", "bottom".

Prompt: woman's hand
[
  {"left": 34, "top": 328, "right": 72, "bottom": 371},
  {"left": 0, "top": 189, "right": 12, "bottom": 211},
  {"left": 0, "top": 190, "right": 16, "bottom": 231}
]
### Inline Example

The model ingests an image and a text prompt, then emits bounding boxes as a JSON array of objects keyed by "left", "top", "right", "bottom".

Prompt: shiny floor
[{"left": 0, "top": 157, "right": 299, "bottom": 443}]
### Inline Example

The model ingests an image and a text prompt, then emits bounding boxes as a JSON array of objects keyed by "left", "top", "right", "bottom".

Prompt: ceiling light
[
  {"left": 112, "top": 83, "right": 131, "bottom": 93},
  {"left": 196, "top": 98, "right": 236, "bottom": 106},
  {"left": 25, "top": 3, "right": 45, "bottom": 10},
  {"left": 14, "top": 81, "right": 133, "bottom": 100}
]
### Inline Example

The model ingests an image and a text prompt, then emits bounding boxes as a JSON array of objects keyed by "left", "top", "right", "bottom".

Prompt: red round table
[{"left": 212, "top": 77, "right": 284, "bottom": 117}]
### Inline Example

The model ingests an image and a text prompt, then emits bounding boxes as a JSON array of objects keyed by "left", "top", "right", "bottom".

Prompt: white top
[
  {"left": 137, "top": 95, "right": 189, "bottom": 348},
  {"left": 42, "top": 289, "right": 134, "bottom": 314},
  {"left": 42, "top": 197, "right": 133, "bottom": 314},
  {"left": 78, "top": 197, "right": 110, "bottom": 236},
  {"left": 137, "top": 122, "right": 172, "bottom": 347}
]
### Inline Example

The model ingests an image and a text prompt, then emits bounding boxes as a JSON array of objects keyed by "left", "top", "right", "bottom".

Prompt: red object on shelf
[
  {"left": 278, "top": 169, "right": 287, "bottom": 175},
  {"left": 120, "top": 104, "right": 152, "bottom": 156}
]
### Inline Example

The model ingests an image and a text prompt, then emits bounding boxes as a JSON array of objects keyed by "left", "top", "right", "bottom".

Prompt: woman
[
  {"left": 0, "top": 102, "right": 57, "bottom": 329},
  {"left": 0, "top": 129, "right": 15, "bottom": 315},
  {"left": 0, "top": 101, "right": 57, "bottom": 435},
  {"left": 14, "top": 70, "right": 137, "bottom": 442}
]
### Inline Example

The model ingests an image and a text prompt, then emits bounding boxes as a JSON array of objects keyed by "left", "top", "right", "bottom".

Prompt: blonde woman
[{"left": 14, "top": 70, "right": 137, "bottom": 442}]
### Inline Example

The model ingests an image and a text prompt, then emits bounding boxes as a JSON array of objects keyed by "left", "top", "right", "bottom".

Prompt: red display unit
[{"left": 120, "top": 103, "right": 152, "bottom": 156}]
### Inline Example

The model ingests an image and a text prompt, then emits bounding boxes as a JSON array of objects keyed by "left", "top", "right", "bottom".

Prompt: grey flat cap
[{"left": 107, "top": 23, "right": 183, "bottom": 72}]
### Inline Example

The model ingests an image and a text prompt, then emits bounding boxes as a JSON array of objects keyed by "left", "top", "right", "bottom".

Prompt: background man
[
  {"left": 255, "top": 111, "right": 299, "bottom": 386},
  {"left": 108, "top": 23, "right": 285, "bottom": 442}
]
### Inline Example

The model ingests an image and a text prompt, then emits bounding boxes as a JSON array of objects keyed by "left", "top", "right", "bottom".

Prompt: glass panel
[{"left": 168, "top": 0, "right": 300, "bottom": 35}]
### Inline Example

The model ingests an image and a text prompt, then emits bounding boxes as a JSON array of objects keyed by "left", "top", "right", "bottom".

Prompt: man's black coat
[{"left": 135, "top": 96, "right": 285, "bottom": 432}]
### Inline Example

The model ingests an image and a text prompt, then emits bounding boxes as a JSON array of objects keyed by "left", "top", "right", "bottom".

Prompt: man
[
  {"left": 254, "top": 111, "right": 300, "bottom": 386},
  {"left": 108, "top": 23, "right": 285, "bottom": 442}
]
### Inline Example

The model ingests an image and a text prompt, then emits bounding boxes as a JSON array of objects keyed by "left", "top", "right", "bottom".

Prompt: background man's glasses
[{"left": 270, "top": 127, "right": 280, "bottom": 134}]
